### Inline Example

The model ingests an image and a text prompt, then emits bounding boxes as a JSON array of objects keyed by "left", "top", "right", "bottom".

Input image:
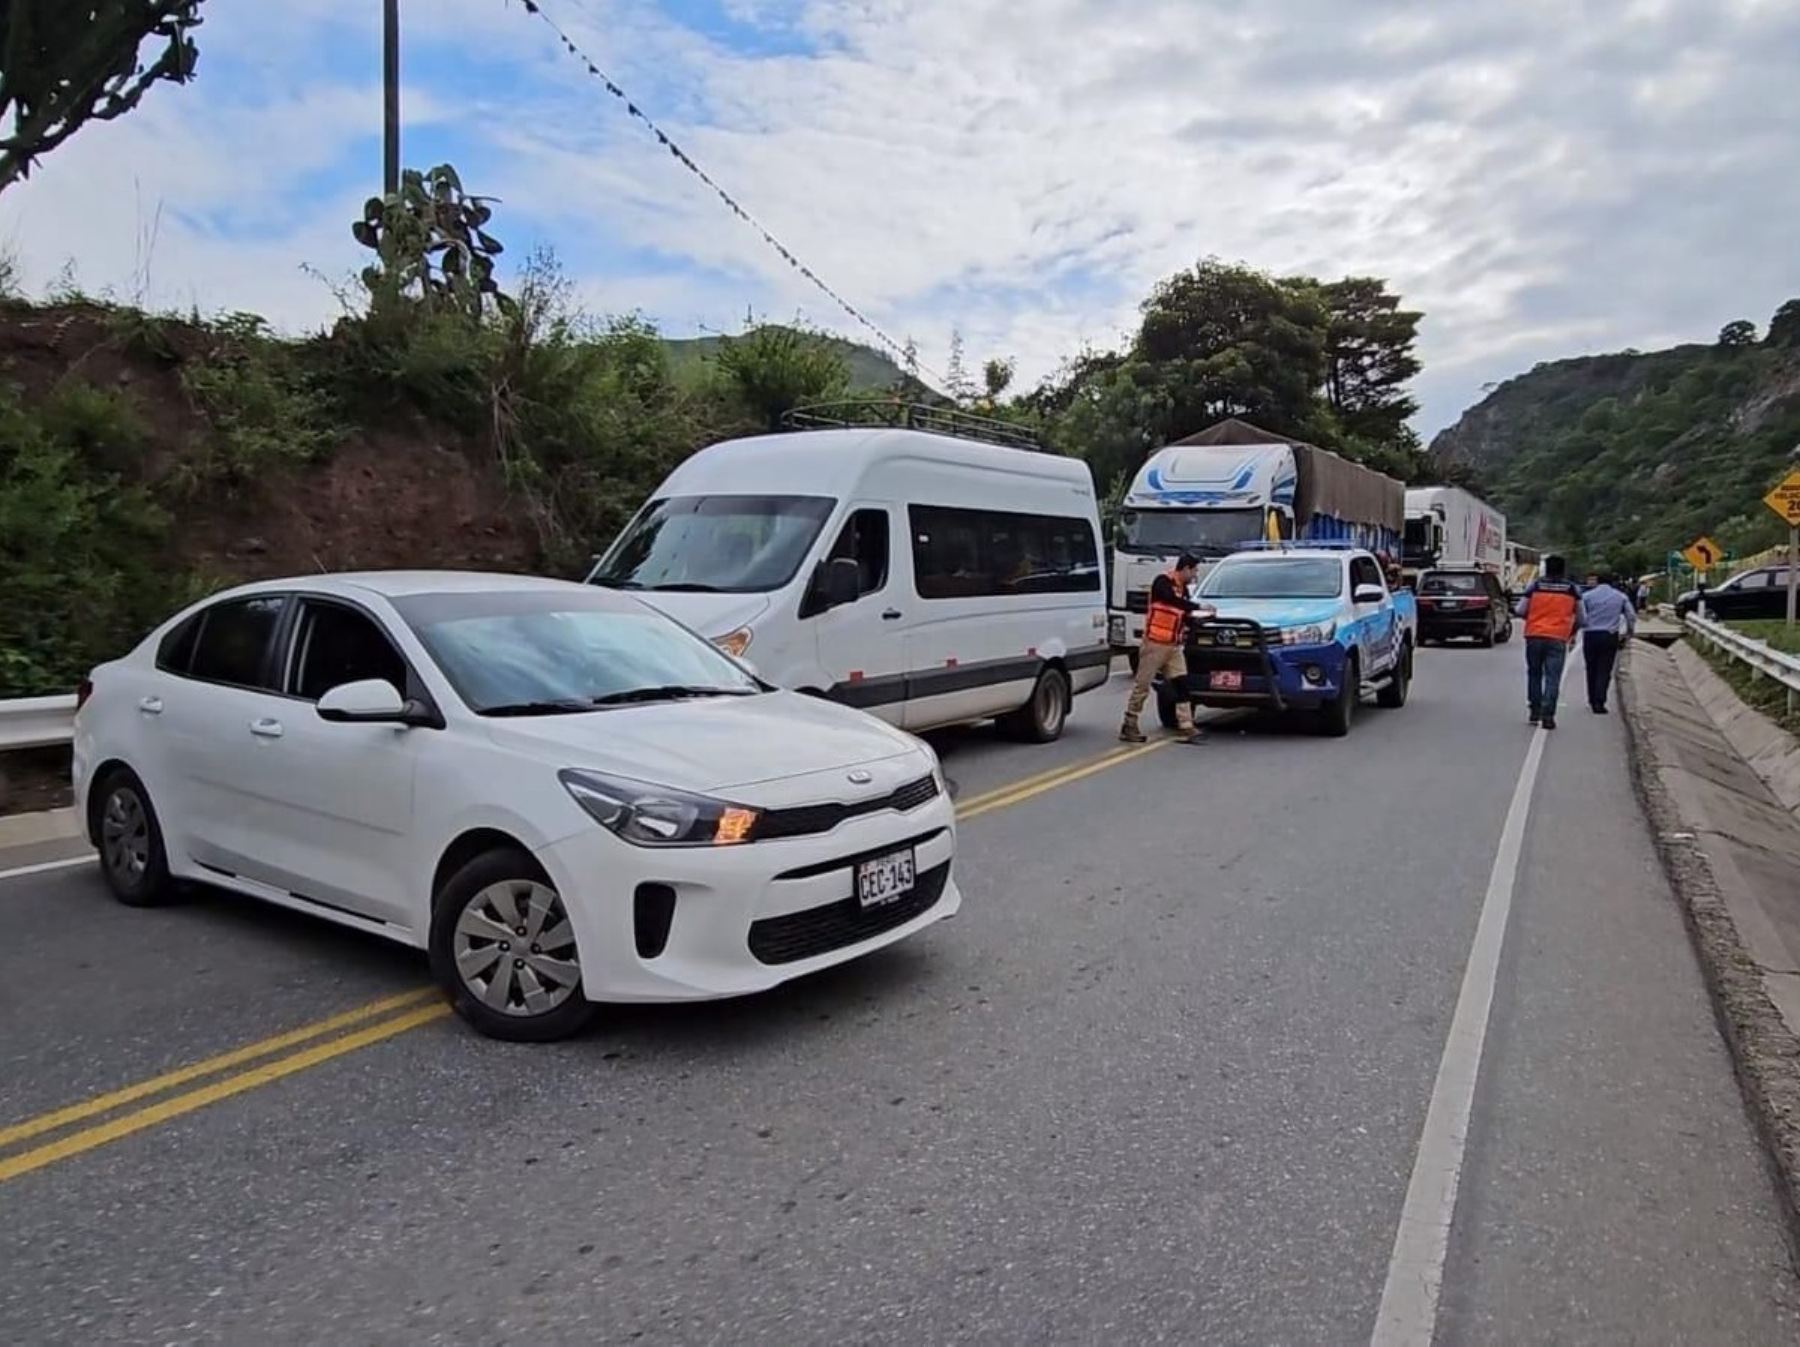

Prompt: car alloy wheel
[
  {"left": 452, "top": 880, "right": 583, "bottom": 1017},
  {"left": 101, "top": 787, "right": 150, "bottom": 888}
]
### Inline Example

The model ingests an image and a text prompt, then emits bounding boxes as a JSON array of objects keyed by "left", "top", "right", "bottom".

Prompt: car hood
[
  {"left": 620, "top": 590, "right": 773, "bottom": 641},
  {"left": 1198, "top": 598, "right": 1343, "bottom": 629},
  {"left": 484, "top": 690, "right": 922, "bottom": 795}
]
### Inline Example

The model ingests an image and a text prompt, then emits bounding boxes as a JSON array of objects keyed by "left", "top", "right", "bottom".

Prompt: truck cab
[{"left": 1156, "top": 545, "right": 1417, "bottom": 737}]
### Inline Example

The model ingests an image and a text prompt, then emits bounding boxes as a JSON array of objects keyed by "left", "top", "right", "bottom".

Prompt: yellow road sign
[
  {"left": 1681, "top": 536, "right": 1723, "bottom": 570},
  {"left": 1764, "top": 470, "right": 1800, "bottom": 527}
]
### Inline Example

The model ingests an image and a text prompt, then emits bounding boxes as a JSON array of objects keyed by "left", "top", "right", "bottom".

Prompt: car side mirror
[
  {"left": 1353, "top": 584, "right": 1385, "bottom": 605},
  {"left": 317, "top": 679, "right": 414, "bottom": 725}
]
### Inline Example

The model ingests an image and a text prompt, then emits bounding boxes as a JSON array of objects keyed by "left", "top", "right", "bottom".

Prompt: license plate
[
  {"left": 856, "top": 849, "right": 916, "bottom": 909},
  {"left": 1209, "top": 669, "right": 1244, "bottom": 690}
]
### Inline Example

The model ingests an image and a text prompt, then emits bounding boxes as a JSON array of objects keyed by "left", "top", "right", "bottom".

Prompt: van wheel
[{"left": 1002, "top": 668, "right": 1070, "bottom": 743}]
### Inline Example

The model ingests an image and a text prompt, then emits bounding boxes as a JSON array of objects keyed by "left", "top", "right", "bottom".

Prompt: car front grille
[
  {"left": 747, "top": 861, "right": 951, "bottom": 965},
  {"left": 1125, "top": 591, "right": 1149, "bottom": 613},
  {"left": 754, "top": 773, "right": 940, "bottom": 841}
]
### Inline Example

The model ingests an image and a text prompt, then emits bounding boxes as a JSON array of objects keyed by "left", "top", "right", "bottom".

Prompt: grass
[
  {"left": 1692, "top": 620, "right": 1800, "bottom": 735},
  {"left": 1733, "top": 619, "right": 1800, "bottom": 656}
]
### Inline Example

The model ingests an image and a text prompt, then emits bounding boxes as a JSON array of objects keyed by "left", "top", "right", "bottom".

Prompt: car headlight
[
  {"left": 1279, "top": 620, "right": 1336, "bottom": 645},
  {"left": 713, "top": 627, "right": 753, "bottom": 658},
  {"left": 559, "top": 768, "right": 760, "bottom": 847}
]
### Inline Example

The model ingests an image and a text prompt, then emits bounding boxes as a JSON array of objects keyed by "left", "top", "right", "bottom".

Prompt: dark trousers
[
  {"left": 1584, "top": 631, "right": 1620, "bottom": 709},
  {"left": 1525, "top": 637, "right": 1568, "bottom": 719}
]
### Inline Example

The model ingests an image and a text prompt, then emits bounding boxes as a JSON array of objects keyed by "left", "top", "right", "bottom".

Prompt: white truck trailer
[{"left": 1401, "top": 486, "right": 1506, "bottom": 583}]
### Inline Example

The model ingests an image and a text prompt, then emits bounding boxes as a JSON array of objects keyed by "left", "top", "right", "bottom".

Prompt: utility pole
[{"left": 383, "top": 0, "right": 400, "bottom": 195}]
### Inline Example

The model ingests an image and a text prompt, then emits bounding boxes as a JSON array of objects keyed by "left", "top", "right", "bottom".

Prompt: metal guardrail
[
  {"left": 0, "top": 696, "right": 77, "bottom": 753},
  {"left": 1685, "top": 614, "right": 1800, "bottom": 715}
]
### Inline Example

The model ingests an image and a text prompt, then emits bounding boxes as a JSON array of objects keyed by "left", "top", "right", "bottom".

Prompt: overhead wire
[{"left": 509, "top": 0, "right": 941, "bottom": 385}]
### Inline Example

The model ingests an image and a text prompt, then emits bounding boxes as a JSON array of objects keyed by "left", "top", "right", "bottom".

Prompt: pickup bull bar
[{"left": 1179, "top": 617, "right": 1287, "bottom": 711}]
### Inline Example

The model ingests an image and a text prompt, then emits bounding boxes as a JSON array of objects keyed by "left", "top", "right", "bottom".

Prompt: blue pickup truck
[{"left": 1155, "top": 545, "right": 1417, "bottom": 736}]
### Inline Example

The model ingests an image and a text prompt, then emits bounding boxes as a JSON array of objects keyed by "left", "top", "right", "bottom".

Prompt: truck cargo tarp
[{"left": 1172, "top": 418, "right": 1403, "bottom": 535}]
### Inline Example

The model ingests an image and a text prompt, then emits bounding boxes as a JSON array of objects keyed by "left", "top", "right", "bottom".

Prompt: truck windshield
[
  {"left": 1200, "top": 558, "right": 1343, "bottom": 599},
  {"left": 1117, "top": 508, "right": 1265, "bottom": 558},
  {"left": 1402, "top": 517, "right": 1434, "bottom": 563},
  {"left": 591, "top": 495, "right": 835, "bottom": 594}
]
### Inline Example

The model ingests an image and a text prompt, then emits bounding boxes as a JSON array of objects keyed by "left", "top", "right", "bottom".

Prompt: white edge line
[
  {"left": 1369, "top": 661, "right": 1566, "bottom": 1346},
  {"left": 0, "top": 854, "right": 97, "bottom": 883}
]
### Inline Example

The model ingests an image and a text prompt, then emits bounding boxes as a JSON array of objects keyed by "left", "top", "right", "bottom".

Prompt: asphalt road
[{"left": 2, "top": 644, "right": 1797, "bottom": 1345}]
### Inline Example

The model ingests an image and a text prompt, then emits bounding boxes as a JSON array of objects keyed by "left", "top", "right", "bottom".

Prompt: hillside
[
  {"left": 1429, "top": 338, "right": 1800, "bottom": 572},
  {"left": 664, "top": 331, "right": 913, "bottom": 394}
]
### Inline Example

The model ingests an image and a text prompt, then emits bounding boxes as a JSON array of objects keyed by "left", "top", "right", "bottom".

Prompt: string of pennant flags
[{"left": 511, "top": 0, "right": 938, "bottom": 383}]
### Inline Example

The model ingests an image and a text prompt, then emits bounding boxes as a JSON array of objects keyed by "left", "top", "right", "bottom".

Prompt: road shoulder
[{"left": 1620, "top": 640, "right": 1800, "bottom": 1272}]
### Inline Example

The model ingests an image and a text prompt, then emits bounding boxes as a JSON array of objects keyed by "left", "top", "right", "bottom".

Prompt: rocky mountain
[{"left": 1429, "top": 333, "right": 1800, "bottom": 572}]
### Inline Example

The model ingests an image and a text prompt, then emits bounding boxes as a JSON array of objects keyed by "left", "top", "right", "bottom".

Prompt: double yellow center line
[{"left": 0, "top": 737, "right": 1168, "bottom": 1185}]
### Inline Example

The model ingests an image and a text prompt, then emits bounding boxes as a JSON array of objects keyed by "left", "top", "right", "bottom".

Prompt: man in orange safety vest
[{"left": 1122, "top": 553, "right": 1202, "bottom": 744}]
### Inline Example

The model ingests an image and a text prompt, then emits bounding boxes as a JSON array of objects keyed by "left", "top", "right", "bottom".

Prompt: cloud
[{"left": 1, "top": 0, "right": 1797, "bottom": 433}]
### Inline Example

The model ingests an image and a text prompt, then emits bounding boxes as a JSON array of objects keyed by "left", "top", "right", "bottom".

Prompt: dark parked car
[
  {"left": 1417, "top": 568, "right": 1513, "bottom": 646},
  {"left": 1675, "top": 566, "right": 1796, "bottom": 620}
]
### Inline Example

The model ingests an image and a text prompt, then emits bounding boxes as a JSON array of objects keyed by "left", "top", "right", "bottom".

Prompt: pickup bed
[{"left": 1155, "top": 546, "right": 1416, "bottom": 737}]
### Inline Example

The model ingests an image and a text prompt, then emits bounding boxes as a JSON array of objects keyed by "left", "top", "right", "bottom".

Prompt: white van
[{"left": 586, "top": 426, "right": 1112, "bottom": 741}]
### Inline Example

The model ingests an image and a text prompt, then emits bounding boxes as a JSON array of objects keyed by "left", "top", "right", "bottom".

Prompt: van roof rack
[{"left": 781, "top": 399, "right": 1042, "bottom": 451}]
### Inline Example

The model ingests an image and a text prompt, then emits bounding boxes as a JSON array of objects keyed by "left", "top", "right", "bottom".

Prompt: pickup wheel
[
  {"left": 1377, "top": 641, "right": 1412, "bottom": 708},
  {"left": 1156, "top": 678, "right": 1181, "bottom": 730},
  {"left": 1318, "top": 654, "right": 1358, "bottom": 737}
]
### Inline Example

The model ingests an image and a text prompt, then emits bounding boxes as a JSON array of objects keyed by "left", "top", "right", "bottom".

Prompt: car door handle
[
  {"left": 882, "top": 609, "right": 904, "bottom": 621},
  {"left": 248, "top": 718, "right": 284, "bottom": 739},
  {"left": 138, "top": 697, "right": 163, "bottom": 716}
]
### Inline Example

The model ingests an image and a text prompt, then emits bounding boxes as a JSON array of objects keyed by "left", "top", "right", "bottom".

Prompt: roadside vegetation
[{"left": 1690, "top": 620, "right": 1800, "bottom": 735}]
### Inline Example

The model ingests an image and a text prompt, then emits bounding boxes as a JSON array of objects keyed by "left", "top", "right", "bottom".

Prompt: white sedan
[{"left": 72, "top": 572, "right": 960, "bottom": 1040}]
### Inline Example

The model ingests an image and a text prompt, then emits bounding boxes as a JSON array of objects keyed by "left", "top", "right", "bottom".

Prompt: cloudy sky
[{"left": 4, "top": 0, "right": 1798, "bottom": 434}]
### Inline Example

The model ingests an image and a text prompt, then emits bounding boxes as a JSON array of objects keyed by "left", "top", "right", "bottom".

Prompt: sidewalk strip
[
  {"left": 0, "top": 987, "right": 439, "bottom": 1151},
  {"left": 0, "top": 1002, "right": 450, "bottom": 1185}
]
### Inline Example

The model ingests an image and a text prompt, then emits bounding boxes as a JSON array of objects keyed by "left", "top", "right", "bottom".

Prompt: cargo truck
[
  {"left": 1107, "top": 418, "right": 1404, "bottom": 662},
  {"left": 1401, "top": 486, "right": 1506, "bottom": 584}
]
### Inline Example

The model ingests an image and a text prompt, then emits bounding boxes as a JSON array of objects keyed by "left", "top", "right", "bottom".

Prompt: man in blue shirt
[{"left": 1579, "top": 573, "right": 1636, "bottom": 713}]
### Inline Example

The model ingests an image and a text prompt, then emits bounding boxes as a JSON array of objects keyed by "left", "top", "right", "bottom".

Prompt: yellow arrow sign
[
  {"left": 1765, "top": 470, "right": 1800, "bottom": 528},
  {"left": 1681, "top": 536, "right": 1722, "bottom": 570}
]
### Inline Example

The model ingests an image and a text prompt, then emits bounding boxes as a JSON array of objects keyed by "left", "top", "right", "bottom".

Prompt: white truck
[
  {"left": 1107, "top": 418, "right": 1404, "bottom": 664},
  {"left": 1402, "top": 486, "right": 1506, "bottom": 584}
]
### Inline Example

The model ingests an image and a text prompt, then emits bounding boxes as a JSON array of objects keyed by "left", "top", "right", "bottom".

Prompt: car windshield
[
  {"left": 1199, "top": 557, "right": 1343, "bottom": 599},
  {"left": 1118, "top": 508, "right": 1265, "bottom": 558},
  {"left": 395, "top": 590, "right": 761, "bottom": 716},
  {"left": 1421, "top": 573, "right": 1485, "bottom": 594},
  {"left": 590, "top": 494, "right": 835, "bottom": 594}
]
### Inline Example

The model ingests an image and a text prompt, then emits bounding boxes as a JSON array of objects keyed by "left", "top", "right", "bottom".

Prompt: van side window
[
  {"left": 825, "top": 509, "right": 889, "bottom": 597},
  {"left": 909, "top": 506, "right": 1101, "bottom": 599}
]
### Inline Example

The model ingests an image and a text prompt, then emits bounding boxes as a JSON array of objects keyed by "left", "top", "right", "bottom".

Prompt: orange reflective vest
[
  {"left": 1144, "top": 570, "right": 1189, "bottom": 645},
  {"left": 1522, "top": 578, "right": 1580, "bottom": 641}
]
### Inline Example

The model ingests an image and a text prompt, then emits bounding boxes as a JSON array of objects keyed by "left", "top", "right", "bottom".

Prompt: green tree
[
  {"left": 1717, "top": 319, "right": 1757, "bottom": 348},
  {"left": 1311, "top": 276, "right": 1423, "bottom": 445},
  {"left": 712, "top": 323, "right": 850, "bottom": 431},
  {"left": 1768, "top": 299, "right": 1800, "bottom": 349},
  {"left": 0, "top": 1, "right": 202, "bottom": 193},
  {"left": 1134, "top": 259, "right": 1329, "bottom": 439},
  {"left": 982, "top": 357, "right": 1015, "bottom": 401}
]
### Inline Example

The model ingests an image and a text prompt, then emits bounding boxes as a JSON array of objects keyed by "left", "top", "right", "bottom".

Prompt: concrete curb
[
  {"left": 0, "top": 806, "right": 80, "bottom": 851},
  {"left": 1619, "top": 646, "right": 1800, "bottom": 1275}
]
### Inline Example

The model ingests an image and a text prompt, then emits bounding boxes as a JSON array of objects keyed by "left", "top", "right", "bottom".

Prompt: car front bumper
[{"left": 534, "top": 795, "right": 960, "bottom": 1003}]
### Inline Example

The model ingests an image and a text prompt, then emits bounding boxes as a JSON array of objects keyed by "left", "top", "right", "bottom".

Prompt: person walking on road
[
  {"left": 1122, "top": 553, "right": 1202, "bottom": 745},
  {"left": 1636, "top": 579, "right": 1651, "bottom": 612},
  {"left": 1515, "top": 554, "right": 1582, "bottom": 730},
  {"left": 1580, "top": 573, "right": 1635, "bottom": 714}
]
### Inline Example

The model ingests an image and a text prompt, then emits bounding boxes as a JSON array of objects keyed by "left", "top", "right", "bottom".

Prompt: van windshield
[
  {"left": 591, "top": 495, "right": 836, "bottom": 594},
  {"left": 1118, "top": 508, "right": 1264, "bottom": 558}
]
